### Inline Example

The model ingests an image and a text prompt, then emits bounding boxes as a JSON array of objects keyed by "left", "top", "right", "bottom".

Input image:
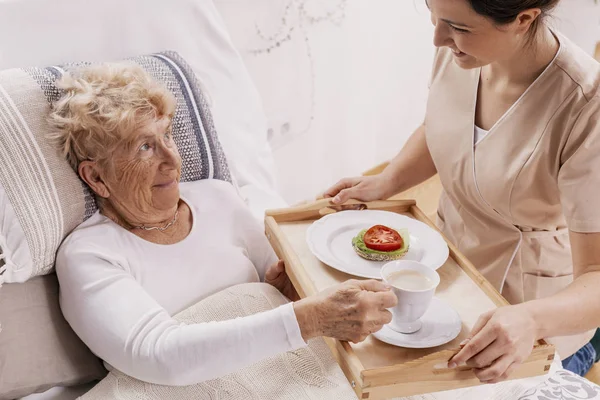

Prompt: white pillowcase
[{"left": 0, "top": 184, "right": 30, "bottom": 283}]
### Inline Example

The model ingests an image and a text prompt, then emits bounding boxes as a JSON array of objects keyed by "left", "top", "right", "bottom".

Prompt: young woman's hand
[
  {"left": 448, "top": 304, "right": 538, "bottom": 384},
  {"left": 323, "top": 175, "right": 394, "bottom": 204}
]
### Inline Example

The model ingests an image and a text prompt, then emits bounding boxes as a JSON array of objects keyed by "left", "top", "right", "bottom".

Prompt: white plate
[
  {"left": 306, "top": 210, "right": 449, "bottom": 279},
  {"left": 372, "top": 297, "right": 462, "bottom": 348}
]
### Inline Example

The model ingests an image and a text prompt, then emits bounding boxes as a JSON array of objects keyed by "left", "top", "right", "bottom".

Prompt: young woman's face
[{"left": 427, "top": 0, "right": 533, "bottom": 69}]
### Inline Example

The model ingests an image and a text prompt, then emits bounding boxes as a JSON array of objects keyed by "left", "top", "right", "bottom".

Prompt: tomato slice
[{"left": 363, "top": 225, "right": 403, "bottom": 252}]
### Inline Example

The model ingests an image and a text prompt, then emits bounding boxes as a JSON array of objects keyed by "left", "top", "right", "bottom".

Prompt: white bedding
[
  {"left": 20, "top": 383, "right": 97, "bottom": 400},
  {"left": 23, "top": 356, "right": 600, "bottom": 400}
]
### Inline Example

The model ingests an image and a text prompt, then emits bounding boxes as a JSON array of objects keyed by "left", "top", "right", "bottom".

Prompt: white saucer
[{"left": 372, "top": 297, "right": 462, "bottom": 349}]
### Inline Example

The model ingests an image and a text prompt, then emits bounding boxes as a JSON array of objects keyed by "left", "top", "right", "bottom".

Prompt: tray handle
[
  {"left": 361, "top": 345, "right": 555, "bottom": 388},
  {"left": 266, "top": 198, "right": 417, "bottom": 223}
]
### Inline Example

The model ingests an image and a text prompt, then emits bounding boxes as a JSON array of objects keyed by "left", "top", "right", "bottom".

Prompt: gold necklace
[{"left": 131, "top": 210, "right": 179, "bottom": 232}]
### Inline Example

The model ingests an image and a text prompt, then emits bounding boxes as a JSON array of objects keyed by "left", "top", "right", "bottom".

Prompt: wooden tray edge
[
  {"left": 360, "top": 343, "right": 555, "bottom": 388},
  {"left": 266, "top": 198, "right": 416, "bottom": 223},
  {"left": 265, "top": 215, "right": 368, "bottom": 388}
]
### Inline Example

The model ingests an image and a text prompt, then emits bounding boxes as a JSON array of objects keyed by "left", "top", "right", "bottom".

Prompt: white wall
[
  {"left": 215, "top": 0, "right": 600, "bottom": 205},
  {"left": 553, "top": 0, "right": 600, "bottom": 55}
]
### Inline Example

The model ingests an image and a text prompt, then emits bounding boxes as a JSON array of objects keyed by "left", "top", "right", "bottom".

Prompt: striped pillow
[{"left": 0, "top": 51, "right": 231, "bottom": 283}]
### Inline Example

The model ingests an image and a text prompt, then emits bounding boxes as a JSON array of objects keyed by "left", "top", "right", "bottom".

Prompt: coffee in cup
[
  {"left": 385, "top": 269, "right": 436, "bottom": 291},
  {"left": 381, "top": 260, "right": 440, "bottom": 334}
]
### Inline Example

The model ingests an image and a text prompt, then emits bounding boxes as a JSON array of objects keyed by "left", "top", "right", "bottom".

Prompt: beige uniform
[{"left": 426, "top": 32, "right": 600, "bottom": 358}]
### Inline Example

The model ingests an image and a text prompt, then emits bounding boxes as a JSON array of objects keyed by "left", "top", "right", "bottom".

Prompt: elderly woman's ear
[{"left": 79, "top": 160, "right": 110, "bottom": 199}]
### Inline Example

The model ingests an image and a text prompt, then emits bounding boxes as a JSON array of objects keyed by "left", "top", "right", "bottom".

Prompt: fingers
[
  {"left": 449, "top": 311, "right": 494, "bottom": 367},
  {"left": 378, "top": 309, "right": 393, "bottom": 326},
  {"left": 346, "top": 279, "right": 397, "bottom": 309},
  {"left": 323, "top": 177, "right": 360, "bottom": 201},
  {"left": 370, "top": 290, "right": 398, "bottom": 309},
  {"left": 264, "top": 260, "right": 285, "bottom": 282},
  {"left": 349, "top": 309, "right": 393, "bottom": 344},
  {"left": 332, "top": 188, "right": 358, "bottom": 205},
  {"left": 474, "top": 355, "right": 515, "bottom": 383},
  {"left": 322, "top": 280, "right": 397, "bottom": 343},
  {"left": 481, "top": 361, "right": 518, "bottom": 384},
  {"left": 276, "top": 260, "right": 285, "bottom": 272},
  {"left": 354, "top": 279, "right": 392, "bottom": 293},
  {"left": 449, "top": 321, "right": 496, "bottom": 367},
  {"left": 465, "top": 340, "right": 504, "bottom": 369}
]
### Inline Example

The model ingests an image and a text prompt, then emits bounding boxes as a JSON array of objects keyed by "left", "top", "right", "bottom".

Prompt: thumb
[
  {"left": 454, "top": 310, "right": 494, "bottom": 350},
  {"left": 355, "top": 279, "right": 392, "bottom": 292},
  {"left": 265, "top": 260, "right": 285, "bottom": 281},
  {"left": 333, "top": 188, "right": 357, "bottom": 205}
]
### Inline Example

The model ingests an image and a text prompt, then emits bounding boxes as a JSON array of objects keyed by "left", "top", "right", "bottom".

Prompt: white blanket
[
  {"left": 79, "top": 283, "right": 357, "bottom": 400},
  {"left": 26, "top": 282, "right": 600, "bottom": 400}
]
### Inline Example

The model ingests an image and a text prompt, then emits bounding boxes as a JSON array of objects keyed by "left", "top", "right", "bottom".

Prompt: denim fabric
[{"left": 562, "top": 342, "right": 597, "bottom": 376}]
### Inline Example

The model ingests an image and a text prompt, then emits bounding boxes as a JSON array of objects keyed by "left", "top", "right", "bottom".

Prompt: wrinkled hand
[
  {"left": 449, "top": 305, "right": 538, "bottom": 384},
  {"left": 323, "top": 175, "right": 393, "bottom": 205},
  {"left": 265, "top": 260, "right": 300, "bottom": 301},
  {"left": 294, "top": 279, "right": 397, "bottom": 343}
]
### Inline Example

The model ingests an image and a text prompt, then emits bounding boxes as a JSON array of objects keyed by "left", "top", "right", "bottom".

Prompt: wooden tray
[{"left": 264, "top": 198, "right": 555, "bottom": 399}]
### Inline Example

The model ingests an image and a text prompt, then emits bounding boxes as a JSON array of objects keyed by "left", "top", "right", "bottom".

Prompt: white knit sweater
[{"left": 56, "top": 179, "right": 307, "bottom": 386}]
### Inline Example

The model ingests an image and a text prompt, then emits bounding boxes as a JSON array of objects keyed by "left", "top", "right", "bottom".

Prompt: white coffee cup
[{"left": 381, "top": 260, "right": 440, "bottom": 334}]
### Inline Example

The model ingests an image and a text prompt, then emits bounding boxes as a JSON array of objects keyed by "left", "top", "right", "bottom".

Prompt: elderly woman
[{"left": 48, "top": 64, "right": 396, "bottom": 386}]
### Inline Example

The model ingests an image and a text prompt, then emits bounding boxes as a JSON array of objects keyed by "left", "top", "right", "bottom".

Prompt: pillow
[
  {"left": 81, "top": 283, "right": 357, "bottom": 400},
  {"left": 0, "top": 0, "right": 286, "bottom": 220},
  {"left": 0, "top": 51, "right": 231, "bottom": 284},
  {"left": 0, "top": 274, "right": 107, "bottom": 400}
]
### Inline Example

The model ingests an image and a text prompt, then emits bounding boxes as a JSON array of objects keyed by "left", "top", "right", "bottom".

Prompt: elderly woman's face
[{"left": 102, "top": 116, "right": 181, "bottom": 217}]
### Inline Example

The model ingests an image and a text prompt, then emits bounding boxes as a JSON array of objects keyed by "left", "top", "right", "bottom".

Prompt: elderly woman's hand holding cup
[{"left": 293, "top": 279, "right": 397, "bottom": 343}]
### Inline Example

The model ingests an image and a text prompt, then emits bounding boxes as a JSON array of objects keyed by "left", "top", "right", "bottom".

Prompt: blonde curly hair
[{"left": 47, "top": 63, "right": 176, "bottom": 172}]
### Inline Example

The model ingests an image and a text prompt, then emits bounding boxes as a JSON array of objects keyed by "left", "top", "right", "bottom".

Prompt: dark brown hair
[{"left": 468, "top": 0, "right": 560, "bottom": 35}]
